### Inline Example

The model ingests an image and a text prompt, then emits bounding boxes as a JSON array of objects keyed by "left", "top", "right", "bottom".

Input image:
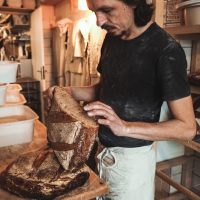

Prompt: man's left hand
[{"left": 84, "top": 101, "right": 128, "bottom": 137}]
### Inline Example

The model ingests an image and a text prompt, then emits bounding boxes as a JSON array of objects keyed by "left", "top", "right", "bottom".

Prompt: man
[{"left": 47, "top": 0, "right": 196, "bottom": 199}]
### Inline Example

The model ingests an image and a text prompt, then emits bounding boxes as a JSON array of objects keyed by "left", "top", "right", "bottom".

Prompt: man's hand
[
  {"left": 44, "top": 86, "right": 71, "bottom": 112},
  {"left": 84, "top": 101, "right": 128, "bottom": 136},
  {"left": 43, "top": 86, "right": 57, "bottom": 112}
]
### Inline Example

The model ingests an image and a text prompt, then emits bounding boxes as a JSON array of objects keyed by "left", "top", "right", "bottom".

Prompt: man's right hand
[
  {"left": 44, "top": 86, "right": 71, "bottom": 112},
  {"left": 43, "top": 86, "right": 57, "bottom": 112}
]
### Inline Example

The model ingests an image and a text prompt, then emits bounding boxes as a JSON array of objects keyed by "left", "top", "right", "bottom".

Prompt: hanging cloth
[{"left": 52, "top": 18, "right": 72, "bottom": 86}]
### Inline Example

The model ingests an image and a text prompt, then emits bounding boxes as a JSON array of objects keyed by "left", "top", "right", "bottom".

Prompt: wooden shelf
[
  {"left": 11, "top": 25, "right": 30, "bottom": 34},
  {"left": 165, "top": 25, "right": 200, "bottom": 40},
  {"left": 13, "top": 39, "right": 30, "bottom": 43},
  {"left": 156, "top": 155, "right": 200, "bottom": 200},
  {"left": 0, "top": 6, "right": 34, "bottom": 14}
]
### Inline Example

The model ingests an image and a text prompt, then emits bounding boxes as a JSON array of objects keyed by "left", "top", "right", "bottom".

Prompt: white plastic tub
[
  {"left": 5, "top": 84, "right": 25, "bottom": 105},
  {"left": 0, "top": 84, "right": 7, "bottom": 106},
  {"left": 0, "top": 61, "right": 19, "bottom": 83},
  {"left": 6, "top": 84, "right": 22, "bottom": 103},
  {"left": 6, "top": 93, "right": 26, "bottom": 105},
  {"left": 7, "top": 84, "right": 22, "bottom": 93},
  {"left": 0, "top": 105, "right": 38, "bottom": 147},
  {"left": 176, "top": 0, "right": 200, "bottom": 25}
]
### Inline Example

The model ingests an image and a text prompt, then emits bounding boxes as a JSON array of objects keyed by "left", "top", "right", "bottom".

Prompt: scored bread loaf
[
  {"left": 47, "top": 87, "right": 99, "bottom": 171},
  {"left": 0, "top": 87, "right": 99, "bottom": 199},
  {"left": 0, "top": 149, "right": 89, "bottom": 200}
]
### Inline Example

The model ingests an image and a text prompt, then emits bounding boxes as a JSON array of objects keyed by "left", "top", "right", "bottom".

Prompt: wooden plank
[
  {"left": 157, "top": 156, "right": 190, "bottom": 171},
  {"left": 155, "top": 169, "right": 171, "bottom": 198},
  {"left": 191, "top": 41, "right": 200, "bottom": 73},
  {"left": 156, "top": 170, "right": 200, "bottom": 200},
  {"left": 165, "top": 25, "right": 200, "bottom": 35},
  {"left": 0, "top": 120, "right": 108, "bottom": 200},
  {"left": 162, "top": 192, "right": 187, "bottom": 200},
  {"left": 180, "top": 140, "right": 200, "bottom": 153},
  {"left": 155, "top": 176, "right": 169, "bottom": 199},
  {"left": 153, "top": 0, "right": 164, "bottom": 27},
  {"left": 181, "top": 156, "right": 194, "bottom": 189}
]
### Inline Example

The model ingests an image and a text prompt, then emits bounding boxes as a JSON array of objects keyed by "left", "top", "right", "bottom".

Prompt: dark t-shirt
[{"left": 97, "top": 22, "right": 190, "bottom": 148}]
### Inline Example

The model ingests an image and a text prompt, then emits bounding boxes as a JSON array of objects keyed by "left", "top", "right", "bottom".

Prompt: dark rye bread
[
  {"left": 46, "top": 87, "right": 99, "bottom": 171},
  {"left": 0, "top": 149, "right": 89, "bottom": 200},
  {"left": 0, "top": 87, "right": 98, "bottom": 199}
]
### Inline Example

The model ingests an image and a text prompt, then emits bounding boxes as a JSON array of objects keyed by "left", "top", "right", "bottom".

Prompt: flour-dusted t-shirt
[{"left": 97, "top": 22, "right": 190, "bottom": 148}]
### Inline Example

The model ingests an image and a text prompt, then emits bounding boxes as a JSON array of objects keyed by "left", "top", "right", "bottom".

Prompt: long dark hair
[{"left": 123, "top": 0, "right": 154, "bottom": 27}]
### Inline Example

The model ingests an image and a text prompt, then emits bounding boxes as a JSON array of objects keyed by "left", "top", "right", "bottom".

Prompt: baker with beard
[{"left": 46, "top": 0, "right": 196, "bottom": 199}]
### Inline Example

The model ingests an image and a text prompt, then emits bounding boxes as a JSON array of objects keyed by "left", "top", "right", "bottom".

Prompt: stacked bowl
[
  {"left": 0, "top": 61, "right": 38, "bottom": 147},
  {"left": 0, "top": 61, "right": 18, "bottom": 106}
]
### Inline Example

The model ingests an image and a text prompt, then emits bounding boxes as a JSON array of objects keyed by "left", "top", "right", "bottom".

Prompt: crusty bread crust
[
  {"left": 47, "top": 87, "right": 99, "bottom": 171},
  {"left": 52, "top": 87, "right": 98, "bottom": 128},
  {"left": 0, "top": 150, "right": 89, "bottom": 200},
  {"left": 0, "top": 87, "right": 98, "bottom": 199}
]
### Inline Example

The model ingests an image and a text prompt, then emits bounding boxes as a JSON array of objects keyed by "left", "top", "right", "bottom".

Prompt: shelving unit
[
  {"left": 17, "top": 78, "right": 42, "bottom": 120},
  {"left": 165, "top": 25, "right": 200, "bottom": 40},
  {"left": 165, "top": 24, "right": 200, "bottom": 73},
  {"left": 156, "top": 137, "right": 200, "bottom": 200},
  {"left": 0, "top": 6, "right": 34, "bottom": 14},
  {"left": 165, "top": 25, "right": 200, "bottom": 35}
]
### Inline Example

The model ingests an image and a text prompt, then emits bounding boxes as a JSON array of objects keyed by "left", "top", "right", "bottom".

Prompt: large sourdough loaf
[
  {"left": 46, "top": 87, "right": 99, "bottom": 171},
  {"left": 0, "top": 87, "right": 99, "bottom": 199},
  {"left": 0, "top": 149, "right": 89, "bottom": 200}
]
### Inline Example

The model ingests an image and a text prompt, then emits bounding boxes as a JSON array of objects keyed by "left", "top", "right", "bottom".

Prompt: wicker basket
[
  {"left": 7, "top": 0, "right": 22, "bottom": 8},
  {"left": 22, "top": 0, "right": 35, "bottom": 9}
]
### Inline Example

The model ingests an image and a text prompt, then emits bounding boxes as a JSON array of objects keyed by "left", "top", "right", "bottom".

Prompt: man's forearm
[{"left": 125, "top": 119, "right": 196, "bottom": 141}]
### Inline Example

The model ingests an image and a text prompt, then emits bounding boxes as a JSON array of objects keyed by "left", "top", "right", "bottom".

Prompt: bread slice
[
  {"left": 46, "top": 87, "right": 99, "bottom": 171},
  {"left": 0, "top": 149, "right": 89, "bottom": 200}
]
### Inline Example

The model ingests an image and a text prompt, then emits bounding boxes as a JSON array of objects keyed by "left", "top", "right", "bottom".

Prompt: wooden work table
[{"left": 0, "top": 120, "right": 108, "bottom": 200}]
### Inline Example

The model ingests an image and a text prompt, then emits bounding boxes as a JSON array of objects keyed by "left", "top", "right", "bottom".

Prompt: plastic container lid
[{"left": 7, "top": 84, "right": 22, "bottom": 92}]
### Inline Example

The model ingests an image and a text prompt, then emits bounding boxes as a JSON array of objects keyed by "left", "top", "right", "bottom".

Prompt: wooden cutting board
[{"left": 0, "top": 120, "right": 108, "bottom": 200}]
